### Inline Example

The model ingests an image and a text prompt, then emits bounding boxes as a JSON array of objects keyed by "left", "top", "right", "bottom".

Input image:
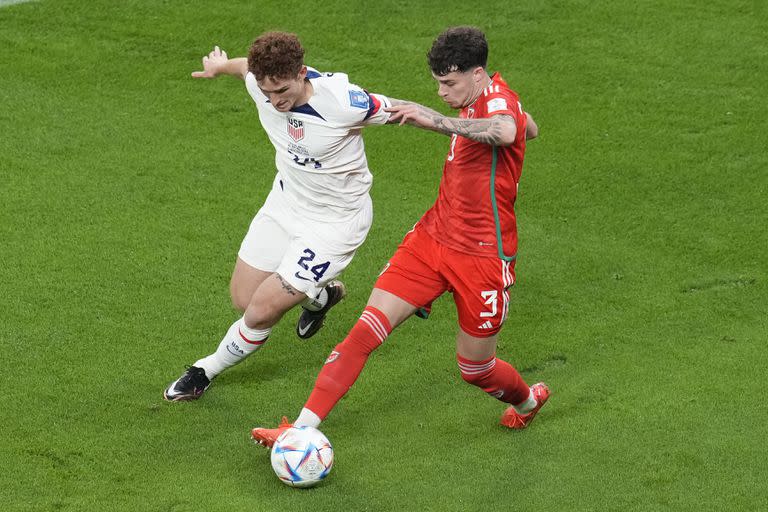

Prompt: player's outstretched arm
[
  {"left": 191, "top": 46, "right": 248, "bottom": 80},
  {"left": 385, "top": 99, "right": 517, "bottom": 146}
]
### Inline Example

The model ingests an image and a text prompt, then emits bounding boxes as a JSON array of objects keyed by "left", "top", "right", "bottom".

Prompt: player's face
[
  {"left": 258, "top": 67, "right": 309, "bottom": 112},
  {"left": 432, "top": 67, "right": 485, "bottom": 109}
]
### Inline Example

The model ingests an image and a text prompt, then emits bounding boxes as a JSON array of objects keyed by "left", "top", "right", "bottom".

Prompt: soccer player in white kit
[{"left": 164, "top": 32, "right": 391, "bottom": 401}]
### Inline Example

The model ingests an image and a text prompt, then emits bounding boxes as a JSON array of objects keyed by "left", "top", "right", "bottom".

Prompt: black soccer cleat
[
  {"left": 163, "top": 366, "right": 211, "bottom": 401},
  {"left": 296, "top": 280, "right": 347, "bottom": 339}
]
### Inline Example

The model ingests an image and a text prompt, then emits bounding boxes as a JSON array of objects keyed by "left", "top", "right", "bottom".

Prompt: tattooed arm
[{"left": 385, "top": 98, "right": 518, "bottom": 146}]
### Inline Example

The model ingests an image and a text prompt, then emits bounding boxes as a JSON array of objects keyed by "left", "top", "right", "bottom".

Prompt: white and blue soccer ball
[{"left": 270, "top": 426, "right": 334, "bottom": 488}]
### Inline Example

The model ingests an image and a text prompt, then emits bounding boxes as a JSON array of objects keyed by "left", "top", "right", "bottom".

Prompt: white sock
[
  {"left": 301, "top": 287, "right": 328, "bottom": 312},
  {"left": 294, "top": 408, "right": 322, "bottom": 429},
  {"left": 512, "top": 388, "right": 537, "bottom": 414},
  {"left": 194, "top": 317, "right": 270, "bottom": 379}
]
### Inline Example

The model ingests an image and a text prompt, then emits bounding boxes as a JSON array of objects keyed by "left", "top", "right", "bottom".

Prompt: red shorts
[{"left": 375, "top": 224, "right": 516, "bottom": 337}]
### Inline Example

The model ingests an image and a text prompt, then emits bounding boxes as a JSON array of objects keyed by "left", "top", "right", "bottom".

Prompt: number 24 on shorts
[{"left": 295, "top": 249, "right": 330, "bottom": 282}]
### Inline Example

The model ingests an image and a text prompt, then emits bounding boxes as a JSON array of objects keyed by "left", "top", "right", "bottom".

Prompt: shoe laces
[
  {"left": 511, "top": 409, "right": 530, "bottom": 426},
  {"left": 178, "top": 366, "right": 207, "bottom": 387}
]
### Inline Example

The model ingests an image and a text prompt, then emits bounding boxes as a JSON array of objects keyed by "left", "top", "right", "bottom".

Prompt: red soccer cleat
[
  {"left": 500, "top": 382, "right": 550, "bottom": 430},
  {"left": 251, "top": 416, "right": 293, "bottom": 448}
]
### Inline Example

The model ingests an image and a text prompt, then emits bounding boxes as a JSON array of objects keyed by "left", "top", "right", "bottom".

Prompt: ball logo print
[{"left": 270, "top": 426, "right": 334, "bottom": 487}]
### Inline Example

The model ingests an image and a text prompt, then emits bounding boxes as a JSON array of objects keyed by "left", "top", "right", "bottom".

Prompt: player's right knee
[
  {"left": 344, "top": 306, "right": 393, "bottom": 354},
  {"left": 336, "top": 333, "right": 379, "bottom": 357}
]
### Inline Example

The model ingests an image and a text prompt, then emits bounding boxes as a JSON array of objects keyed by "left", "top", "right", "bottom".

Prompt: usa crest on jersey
[{"left": 287, "top": 118, "right": 304, "bottom": 142}]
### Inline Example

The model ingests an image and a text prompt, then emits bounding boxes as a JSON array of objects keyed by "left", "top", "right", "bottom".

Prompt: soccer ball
[{"left": 270, "top": 426, "right": 334, "bottom": 488}]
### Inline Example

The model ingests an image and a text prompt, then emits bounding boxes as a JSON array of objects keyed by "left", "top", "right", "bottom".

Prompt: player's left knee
[
  {"left": 229, "top": 281, "right": 252, "bottom": 312},
  {"left": 231, "top": 292, "right": 249, "bottom": 312},
  {"left": 243, "top": 302, "right": 284, "bottom": 330}
]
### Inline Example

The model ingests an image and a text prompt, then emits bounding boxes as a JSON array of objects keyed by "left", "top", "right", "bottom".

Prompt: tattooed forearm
[
  {"left": 388, "top": 98, "right": 443, "bottom": 118},
  {"left": 431, "top": 114, "right": 513, "bottom": 145},
  {"left": 386, "top": 99, "right": 516, "bottom": 145},
  {"left": 277, "top": 274, "right": 299, "bottom": 296},
  {"left": 388, "top": 98, "right": 411, "bottom": 107}
]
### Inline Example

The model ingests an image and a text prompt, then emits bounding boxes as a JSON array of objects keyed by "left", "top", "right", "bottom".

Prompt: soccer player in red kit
[{"left": 252, "top": 26, "right": 548, "bottom": 445}]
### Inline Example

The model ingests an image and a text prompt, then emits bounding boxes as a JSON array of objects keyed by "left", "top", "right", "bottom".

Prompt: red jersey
[{"left": 420, "top": 73, "right": 527, "bottom": 260}]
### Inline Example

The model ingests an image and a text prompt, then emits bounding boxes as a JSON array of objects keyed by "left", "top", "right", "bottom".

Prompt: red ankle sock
[{"left": 457, "top": 354, "right": 530, "bottom": 404}]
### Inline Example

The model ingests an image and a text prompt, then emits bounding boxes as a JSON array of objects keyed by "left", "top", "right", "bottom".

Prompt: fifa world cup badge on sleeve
[
  {"left": 487, "top": 98, "right": 508, "bottom": 113},
  {"left": 348, "top": 90, "right": 369, "bottom": 109}
]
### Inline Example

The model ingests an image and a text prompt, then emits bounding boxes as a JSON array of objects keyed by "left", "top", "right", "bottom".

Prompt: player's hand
[
  {"left": 385, "top": 104, "right": 438, "bottom": 129},
  {"left": 191, "top": 46, "right": 229, "bottom": 78}
]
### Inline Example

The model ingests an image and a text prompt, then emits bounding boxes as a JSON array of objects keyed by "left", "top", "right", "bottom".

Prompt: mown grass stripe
[{"left": 0, "top": 0, "right": 37, "bottom": 7}]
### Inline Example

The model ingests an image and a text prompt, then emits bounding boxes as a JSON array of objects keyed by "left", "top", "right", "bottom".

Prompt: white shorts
[{"left": 238, "top": 176, "right": 373, "bottom": 297}]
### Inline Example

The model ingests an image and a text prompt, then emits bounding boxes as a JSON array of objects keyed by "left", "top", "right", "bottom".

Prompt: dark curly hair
[
  {"left": 248, "top": 31, "right": 305, "bottom": 81},
  {"left": 427, "top": 26, "right": 488, "bottom": 76}
]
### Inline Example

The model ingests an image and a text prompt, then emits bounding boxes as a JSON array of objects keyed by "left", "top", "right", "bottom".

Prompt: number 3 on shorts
[
  {"left": 479, "top": 290, "right": 498, "bottom": 318},
  {"left": 296, "top": 248, "right": 331, "bottom": 282}
]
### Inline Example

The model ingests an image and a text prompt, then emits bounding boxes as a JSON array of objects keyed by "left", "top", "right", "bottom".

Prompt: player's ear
[
  {"left": 298, "top": 65, "right": 308, "bottom": 80},
  {"left": 472, "top": 66, "right": 484, "bottom": 83}
]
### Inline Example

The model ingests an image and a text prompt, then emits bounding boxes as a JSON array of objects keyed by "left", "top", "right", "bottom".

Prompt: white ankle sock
[
  {"left": 512, "top": 388, "right": 537, "bottom": 414},
  {"left": 195, "top": 317, "right": 270, "bottom": 379},
  {"left": 301, "top": 287, "right": 328, "bottom": 312},
  {"left": 294, "top": 408, "right": 322, "bottom": 428}
]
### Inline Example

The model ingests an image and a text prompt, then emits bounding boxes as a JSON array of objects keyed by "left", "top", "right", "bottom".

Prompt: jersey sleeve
[
  {"left": 302, "top": 70, "right": 391, "bottom": 127},
  {"left": 342, "top": 84, "right": 391, "bottom": 127},
  {"left": 360, "top": 91, "right": 391, "bottom": 125},
  {"left": 484, "top": 89, "right": 525, "bottom": 134},
  {"left": 483, "top": 86, "right": 528, "bottom": 145},
  {"left": 319, "top": 72, "right": 389, "bottom": 127}
]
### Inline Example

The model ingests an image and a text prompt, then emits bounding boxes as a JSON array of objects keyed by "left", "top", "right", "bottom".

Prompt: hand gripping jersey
[
  {"left": 245, "top": 68, "right": 390, "bottom": 222},
  {"left": 419, "top": 73, "right": 527, "bottom": 260}
]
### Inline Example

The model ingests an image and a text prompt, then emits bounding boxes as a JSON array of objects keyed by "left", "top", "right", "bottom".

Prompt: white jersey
[{"left": 245, "top": 67, "right": 390, "bottom": 222}]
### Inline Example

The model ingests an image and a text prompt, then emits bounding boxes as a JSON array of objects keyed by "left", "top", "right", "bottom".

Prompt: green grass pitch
[{"left": 1, "top": 1, "right": 766, "bottom": 510}]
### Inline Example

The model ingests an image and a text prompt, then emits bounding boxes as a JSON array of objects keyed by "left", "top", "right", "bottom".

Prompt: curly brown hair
[
  {"left": 247, "top": 31, "right": 305, "bottom": 81},
  {"left": 427, "top": 26, "right": 488, "bottom": 76}
]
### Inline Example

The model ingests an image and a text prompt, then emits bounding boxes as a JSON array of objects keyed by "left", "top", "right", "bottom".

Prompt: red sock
[
  {"left": 457, "top": 354, "right": 530, "bottom": 405},
  {"left": 304, "top": 306, "right": 392, "bottom": 419}
]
